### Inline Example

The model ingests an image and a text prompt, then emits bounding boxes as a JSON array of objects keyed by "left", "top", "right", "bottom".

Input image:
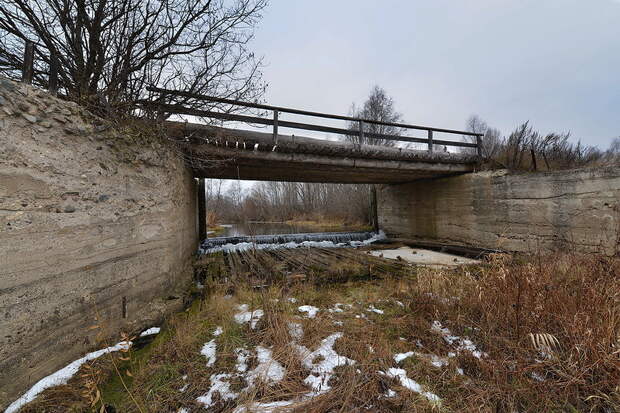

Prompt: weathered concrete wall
[
  {"left": 0, "top": 79, "right": 198, "bottom": 407},
  {"left": 378, "top": 168, "right": 620, "bottom": 255}
]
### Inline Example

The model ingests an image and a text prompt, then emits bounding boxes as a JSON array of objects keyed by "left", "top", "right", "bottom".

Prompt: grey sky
[{"left": 249, "top": 0, "right": 619, "bottom": 149}]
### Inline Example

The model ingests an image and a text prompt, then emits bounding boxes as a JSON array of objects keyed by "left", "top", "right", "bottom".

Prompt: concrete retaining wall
[
  {"left": 0, "top": 79, "right": 198, "bottom": 407},
  {"left": 378, "top": 168, "right": 620, "bottom": 255}
]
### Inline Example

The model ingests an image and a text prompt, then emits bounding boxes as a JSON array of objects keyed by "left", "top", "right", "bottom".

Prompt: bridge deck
[{"left": 168, "top": 122, "right": 478, "bottom": 184}]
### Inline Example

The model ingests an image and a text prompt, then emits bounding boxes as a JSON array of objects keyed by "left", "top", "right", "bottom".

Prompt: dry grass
[{"left": 14, "top": 251, "right": 620, "bottom": 413}]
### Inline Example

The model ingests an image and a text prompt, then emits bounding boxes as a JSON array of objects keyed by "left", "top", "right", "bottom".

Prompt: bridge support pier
[
  {"left": 198, "top": 178, "right": 207, "bottom": 241},
  {"left": 369, "top": 185, "right": 379, "bottom": 232}
]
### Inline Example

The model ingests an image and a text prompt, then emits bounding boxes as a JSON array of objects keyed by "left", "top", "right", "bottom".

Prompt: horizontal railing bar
[
  {"left": 153, "top": 103, "right": 478, "bottom": 148},
  {"left": 146, "top": 86, "right": 483, "bottom": 137}
]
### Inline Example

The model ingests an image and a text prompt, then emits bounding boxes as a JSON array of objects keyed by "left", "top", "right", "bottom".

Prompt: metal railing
[{"left": 147, "top": 86, "right": 483, "bottom": 156}]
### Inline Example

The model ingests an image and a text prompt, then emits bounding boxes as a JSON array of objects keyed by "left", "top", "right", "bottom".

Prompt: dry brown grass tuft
[{"left": 408, "top": 252, "right": 620, "bottom": 412}]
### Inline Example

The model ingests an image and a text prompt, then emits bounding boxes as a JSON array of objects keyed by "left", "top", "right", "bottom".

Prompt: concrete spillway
[{"left": 200, "top": 231, "right": 381, "bottom": 253}]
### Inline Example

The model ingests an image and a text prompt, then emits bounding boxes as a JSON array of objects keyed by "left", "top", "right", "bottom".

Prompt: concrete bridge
[
  {"left": 150, "top": 87, "right": 484, "bottom": 184},
  {"left": 167, "top": 122, "right": 480, "bottom": 184}
]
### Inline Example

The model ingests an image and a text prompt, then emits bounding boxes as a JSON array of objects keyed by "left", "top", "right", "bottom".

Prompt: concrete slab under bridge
[{"left": 166, "top": 122, "right": 479, "bottom": 184}]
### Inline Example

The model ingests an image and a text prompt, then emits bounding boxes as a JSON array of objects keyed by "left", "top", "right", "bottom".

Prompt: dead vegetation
[
  {"left": 195, "top": 247, "right": 414, "bottom": 289},
  {"left": 13, "top": 249, "right": 620, "bottom": 413}
]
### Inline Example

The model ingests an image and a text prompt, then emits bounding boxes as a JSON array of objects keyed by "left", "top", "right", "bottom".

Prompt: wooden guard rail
[
  {"left": 20, "top": 40, "right": 59, "bottom": 96},
  {"left": 146, "top": 86, "right": 484, "bottom": 156}
]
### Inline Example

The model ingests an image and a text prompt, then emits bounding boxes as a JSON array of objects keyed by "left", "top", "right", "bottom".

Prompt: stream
[{"left": 210, "top": 222, "right": 367, "bottom": 237}]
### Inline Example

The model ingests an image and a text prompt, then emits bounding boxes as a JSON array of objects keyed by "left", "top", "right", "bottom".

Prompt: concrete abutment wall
[
  {"left": 378, "top": 168, "right": 620, "bottom": 255},
  {"left": 0, "top": 79, "right": 199, "bottom": 408}
]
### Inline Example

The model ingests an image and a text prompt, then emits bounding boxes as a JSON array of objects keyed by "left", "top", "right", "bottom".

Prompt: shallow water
[{"left": 212, "top": 222, "right": 364, "bottom": 237}]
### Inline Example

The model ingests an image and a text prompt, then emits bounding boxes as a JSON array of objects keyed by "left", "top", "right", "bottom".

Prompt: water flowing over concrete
[{"left": 200, "top": 231, "right": 384, "bottom": 254}]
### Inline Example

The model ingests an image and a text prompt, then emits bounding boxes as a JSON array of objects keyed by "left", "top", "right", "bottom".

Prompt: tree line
[{"left": 206, "top": 180, "right": 371, "bottom": 225}]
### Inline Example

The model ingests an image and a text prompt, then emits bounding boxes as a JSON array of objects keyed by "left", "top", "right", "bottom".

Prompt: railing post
[
  {"left": 272, "top": 110, "right": 279, "bottom": 144},
  {"left": 358, "top": 120, "right": 364, "bottom": 144},
  {"left": 48, "top": 53, "right": 58, "bottom": 96},
  {"left": 427, "top": 130, "right": 433, "bottom": 152},
  {"left": 22, "top": 40, "right": 35, "bottom": 84},
  {"left": 476, "top": 135, "right": 483, "bottom": 157}
]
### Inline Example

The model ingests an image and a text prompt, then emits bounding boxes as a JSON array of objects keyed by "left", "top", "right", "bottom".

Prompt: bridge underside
[{"left": 168, "top": 122, "right": 478, "bottom": 184}]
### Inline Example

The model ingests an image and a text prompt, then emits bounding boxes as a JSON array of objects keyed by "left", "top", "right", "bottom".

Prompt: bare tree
[
  {"left": 212, "top": 181, "right": 370, "bottom": 225},
  {"left": 345, "top": 85, "right": 404, "bottom": 147},
  {"left": 607, "top": 137, "right": 620, "bottom": 157},
  {"left": 0, "top": 0, "right": 267, "bottom": 115},
  {"left": 463, "top": 115, "right": 608, "bottom": 170},
  {"left": 464, "top": 114, "right": 501, "bottom": 158}
]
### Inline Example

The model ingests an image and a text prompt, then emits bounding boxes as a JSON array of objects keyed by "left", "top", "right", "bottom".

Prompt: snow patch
[
  {"left": 298, "top": 305, "right": 319, "bottom": 318},
  {"left": 384, "top": 368, "right": 441, "bottom": 404},
  {"left": 201, "top": 340, "right": 217, "bottom": 367},
  {"left": 235, "top": 348, "right": 250, "bottom": 373},
  {"left": 234, "top": 304, "right": 264, "bottom": 329},
  {"left": 366, "top": 305, "right": 384, "bottom": 314},
  {"left": 139, "top": 327, "right": 161, "bottom": 337},
  {"left": 295, "top": 332, "right": 356, "bottom": 395},
  {"left": 196, "top": 373, "right": 238, "bottom": 408},
  {"left": 431, "top": 321, "right": 487, "bottom": 359},
  {"left": 246, "top": 346, "right": 285, "bottom": 388},
  {"left": 394, "top": 351, "right": 415, "bottom": 363},
  {"left": 327, "top": 303, "right": 351, "bottom": 313},
  {"left": 213, "top": 326, "right": 224, "bottom": 336},
  {"left": 384, "top": 389, "right": 397, "bottom": 398},
  {"left": 5, "top": 341, "right": 132, "bottom": 413}
]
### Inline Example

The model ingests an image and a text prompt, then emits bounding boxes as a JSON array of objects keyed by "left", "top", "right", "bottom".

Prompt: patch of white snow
[
  {"left": 394, "top": 351, "right": 415, "bottom": 363},
  {"left": 366, "top": 305, "right": 384, "bottom": 314},
  {"left": 295, "top": 332, "right": 355, "bottom": 395},
  {"left": 246, "top": 346, "right": 285, "bottom": 388},
  {"left": 196, "top": 373, "right": 237, "bottom": 408},
  {"left": 431, "top": 321, "right": 487, "bottom": 359},
  {"left": 234, "top": 304, "right": 264, "bottom": 329},
  {"left": 235, "top": 348, "right": 250, "bottom": 373},
  {"left": 384, "top": 368, "right": 441, "bottom": 404},
  {"left": 201, "top": 340, "right": 217, "bottom": 367},
  {"left": 4, "top": 341, "right": 132, "bottom": 413},
  {"left": 139, "top": 327, "right": 161, "bottom": 337},
  {"left": 298, "top": 305, "right": 319, "bottom": 318}
]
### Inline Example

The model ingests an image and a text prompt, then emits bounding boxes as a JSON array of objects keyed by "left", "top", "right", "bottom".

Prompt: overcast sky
[{"left": 248, "top": 0, "right": 619, "bottom": 149}]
